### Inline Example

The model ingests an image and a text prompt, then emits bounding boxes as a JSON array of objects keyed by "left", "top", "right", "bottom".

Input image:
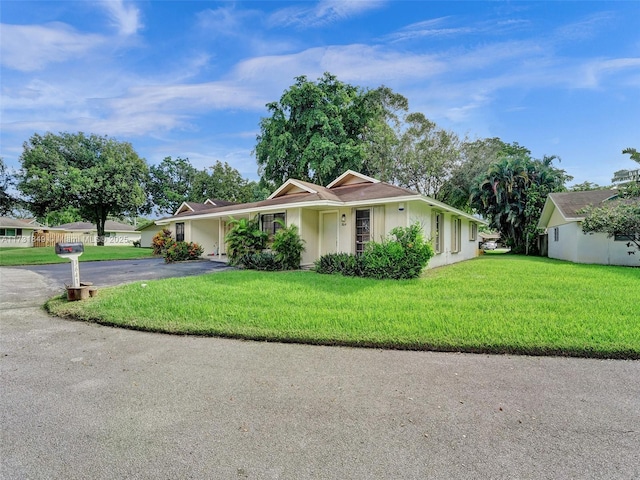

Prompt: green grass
[
  {"left": 0, "top": 246, "right": 155, "bottom": 266},
  {"left": 46, "top": 255, "right": 640, "bottom": 359}
]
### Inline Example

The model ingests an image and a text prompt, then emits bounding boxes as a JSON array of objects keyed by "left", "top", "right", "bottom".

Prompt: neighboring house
[
  {"left": 0, "top": 217, "right": 45, "bottom": 248},
  {"left": 537, "top": 189, "right": 637, "bottom": 266},
  {"left": 53, "top": 221, "right": 141, "bottom": 246},
  {"left": 156, "top": 170, "right": 486, "bottom": 268},
  {"left": 137, "top": 222, "right": 162, "bottom": 248},
  {"left": 137, "top": 199, "right": 239, "bottom": 248}
]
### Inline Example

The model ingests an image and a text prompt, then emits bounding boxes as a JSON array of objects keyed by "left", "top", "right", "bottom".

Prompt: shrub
[
  {"left": 271, "top": 222, "right": 305, "bottom": 270},
  {"left": 314, "top": 223, "right": 434, "bottom": 280},
  {"left": 152, "top": 228, "right": 173, "bottom": 255},
  {"left": 314, "top": 253, "right": 364, "bottom": 276},
  {"left": 238, "top": 252, "right": 281, "bottom": 271},
  {"left": 225, "top": 216, "right": 268, "bottom": 266},
  {"left": 164, "top": 241, "right": 204, "bottom": 263}
]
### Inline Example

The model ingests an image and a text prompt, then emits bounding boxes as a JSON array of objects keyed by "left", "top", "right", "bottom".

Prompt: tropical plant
[
  {"left": 271, "top": 221, "right": 306, "bottom": 270},
  {"left": 163, "top": 241, "right": 204, "bottom": 263},
  {"left": 152, "top": 228, "right": 173, "bottom": 255},
  {"left": 471, "top": 154, "right": 570, "bottom": 254},
  {"left": 224, "top": 216, "right": 268, "bottom": 266}
]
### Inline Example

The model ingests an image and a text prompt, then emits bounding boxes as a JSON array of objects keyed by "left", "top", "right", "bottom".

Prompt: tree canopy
[
  {"left": 255, "top": 72, "right": 391, "bottom": 187},
  {"left": 623, "top": 147, "right": 640, "bottom": 163},
  {"left": 0, "top": 157, "right": 17, "bottom": 216},
  {"left": 148, "top": 156, "right": 199, "bottom": 214},
  {"left": 392, "top": 112, "right": 461, "bottom": 199},
  {"left": 18, "top": 132, "right": 149, "bottom": 245},
  {"left": 581, "top": 200, "right": 640, "bottom": 259},
  {"left": 581, "top": 147, "right": 640, "bottom": 259},
  {"left": 471, "top": 152, "right": 571, "bottom": 254},
  {"left": 191, "top": 161, "right": 266, "bottom": 204}
]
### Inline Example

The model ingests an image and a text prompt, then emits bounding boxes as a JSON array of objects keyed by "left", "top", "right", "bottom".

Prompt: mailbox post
[{"left": 55, "top": 242, "right": 84, "bottom": 289}]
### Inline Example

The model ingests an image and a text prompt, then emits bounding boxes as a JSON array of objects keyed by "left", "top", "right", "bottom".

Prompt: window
[
  {"left": 0, "top": 228, "right": 16, "bottom": 237},
  {"left": 261, "top": 213, "right": 285, "bottom": 237},
  {"left": 433, "top": 212, "right": 443, "bottom": 254},
  {"left": 355, "top": 209, "right": 371, "bottom": 255},
  {"left": 451, "top": 218, "right": 462, "bottom": 253},
  {"left": 614, "top": 233, "right": 639, "bottom": 242},
  {"left": 176, "top": 222, "right": 185, "bottom": 242},
  {"left": 553, "top": 227, "right": 559, "bottom": 242},
  {"left": 469, "top": 223, "right": 477, "bottom": 242}
]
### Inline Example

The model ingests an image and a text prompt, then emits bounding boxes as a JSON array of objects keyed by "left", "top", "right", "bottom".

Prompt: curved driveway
[{"left": 0, "top": 262, "right": 639, "bottom": 479}]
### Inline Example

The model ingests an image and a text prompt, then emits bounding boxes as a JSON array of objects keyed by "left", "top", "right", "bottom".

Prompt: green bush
[
  {"left": 152, "top": 228, "right": 173, "bottom": 255},
  {"left": 272, "top": 222, "right": 305, "bottom": 270},
  {"left": 164, "top": 241, "right": 204, "bottom": 263},
  {"left": 239, "top": 252, "right": 281, "bottom": 271},
  {"left": 315, "top": 223, "right": 434, "bottom": 280},
  {"left": 314, "top": 252, "right": 364, "bottom": 276},
  {"left": 225, "top": 216, "right": 268, "bottom": 266}
]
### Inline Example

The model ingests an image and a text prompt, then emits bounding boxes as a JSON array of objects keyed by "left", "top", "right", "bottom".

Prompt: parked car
[{"left": 482, "top": 241, "right": 498, "bottom": 250}]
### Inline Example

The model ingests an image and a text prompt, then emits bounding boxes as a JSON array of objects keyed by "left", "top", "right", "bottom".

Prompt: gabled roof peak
[
  {"left": 327, "top": 170, "right": 380, "bottom": 189},
  {"left": 268, "top": 179, "right": 319, "bottom": 199}
]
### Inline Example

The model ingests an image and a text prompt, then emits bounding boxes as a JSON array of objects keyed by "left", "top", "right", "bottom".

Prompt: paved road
[{"left": 1, "top": 264, "right": 639, "bottom": 479}]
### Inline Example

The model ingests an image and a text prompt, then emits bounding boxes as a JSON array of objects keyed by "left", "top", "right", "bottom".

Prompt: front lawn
[
  {"left": 0, "top": 246, "right": 155, "bottom": 266},
  {"left": 46, "top": 255, "right": 640, "bottom": 359}
]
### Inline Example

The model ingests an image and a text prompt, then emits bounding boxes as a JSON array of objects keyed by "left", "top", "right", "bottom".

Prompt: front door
[{"left": 321, "top": 212, "right": 338, "bottom": 256}]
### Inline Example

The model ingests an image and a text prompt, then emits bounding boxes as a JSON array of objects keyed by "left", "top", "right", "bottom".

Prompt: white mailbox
[{"left": 55, "top": 242, "right": 84, "bottom": 288}]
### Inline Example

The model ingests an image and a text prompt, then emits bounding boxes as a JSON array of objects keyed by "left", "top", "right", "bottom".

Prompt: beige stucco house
[
  {"left": 53, "top": 221, "right": 141, "bottom": 246},
  {"left": 138, "top": 199, "right": 238, "bottom": 248},
  {"left": 156, "top": 171, "right": 486, "bottom": 268},
  {"left": 0, "top": 217, "right": 44, "bottom": 248},
  {"left": 537, "top": 190, "right": 638, "bottom": 266}
]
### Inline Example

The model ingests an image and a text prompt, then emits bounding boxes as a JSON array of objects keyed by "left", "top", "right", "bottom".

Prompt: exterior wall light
[
  {"left": 399, "top": 203, "right": 405, "bottom": 211},
  {"left": 341, "top": 213, "right": 347, "bottom": 225}
]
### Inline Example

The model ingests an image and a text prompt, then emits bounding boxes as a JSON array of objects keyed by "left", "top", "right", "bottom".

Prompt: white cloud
[
  {"left": 269, "top": 0, "right": 385, "bottom": 28},
  {"left": 0, "top": 22, "right": 104, "bottom": 72},
  {"left": 578, "top": 58, "right": 640, "bottom": 89},
  {"left": 197, "top": 5, "right": 258, "bottom": 35},
  {"left": 100, "top": 0, "right": 143, "bottom": 36}
]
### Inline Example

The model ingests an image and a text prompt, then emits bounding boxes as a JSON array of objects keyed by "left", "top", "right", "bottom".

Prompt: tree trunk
[{"left": 96, "top": 208, "right": 107, "bottom": 246}]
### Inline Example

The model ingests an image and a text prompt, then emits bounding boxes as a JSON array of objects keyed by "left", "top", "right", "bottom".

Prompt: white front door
[{"left": 321, "top": 212, "right": 338, "bottom": 256}]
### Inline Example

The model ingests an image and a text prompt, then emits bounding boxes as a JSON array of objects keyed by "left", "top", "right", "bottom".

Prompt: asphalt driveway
[
  {"left": 0, "top": 264, "right": 639, "bottom": 479},
  {"left": 15, "top": 257, "right": 233, "bottom": 290}
]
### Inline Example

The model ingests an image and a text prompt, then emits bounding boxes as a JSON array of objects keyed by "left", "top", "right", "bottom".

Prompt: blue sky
[{"left": 1, "top": 1, "right": 639, "bottom": 187}]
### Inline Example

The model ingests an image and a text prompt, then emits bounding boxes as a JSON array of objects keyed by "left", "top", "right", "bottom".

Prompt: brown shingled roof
[{"left": 548, "top": 190, "right": 617, "bottom": 219}]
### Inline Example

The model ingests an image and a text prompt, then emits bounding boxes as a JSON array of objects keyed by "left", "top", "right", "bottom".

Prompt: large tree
[
  {"left": 0, "top": 157, "right": 17, "bottom": 216},
  {"left": 255, "top": 72, "right": 386, "bottom": 187},
  {"left": 361, "top": 86, "right": 409, "bottom": 182},
  {"left": 191, "top": 161, "right": 265, "bottom": 204},
  {"left": 391, "top": 112, "right": 461, "bottom": 199},
  {"left": 439, "top": 138, "right": 524, "bottom": 211},
  {"left": 471, "top": 153, "right": 571, "bottom": 254},
  {"left": 18, "top": 132, "right": 149, "bottom": 245},
  {"left": 148, "top": 156, "right": 198, "bottom": 214}
]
